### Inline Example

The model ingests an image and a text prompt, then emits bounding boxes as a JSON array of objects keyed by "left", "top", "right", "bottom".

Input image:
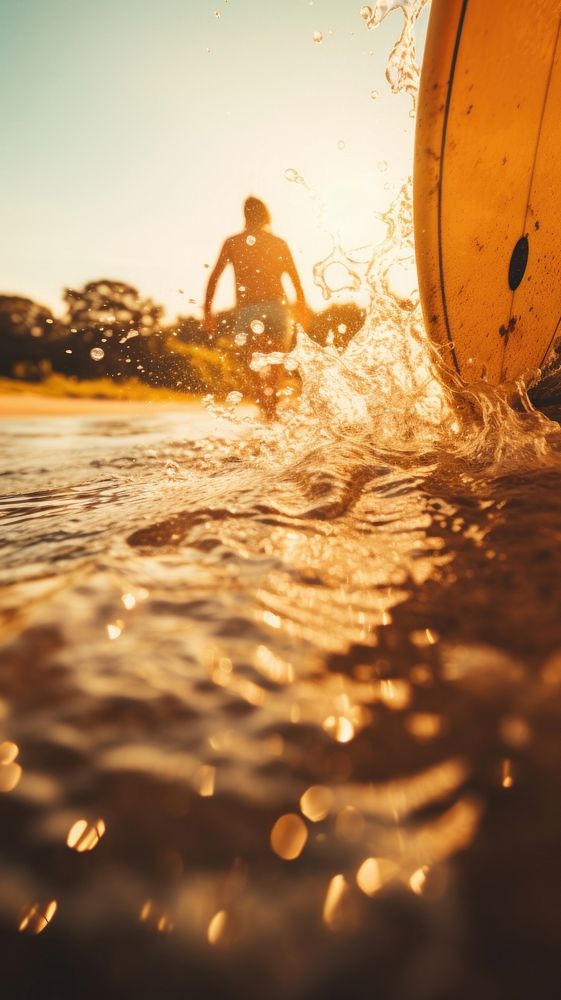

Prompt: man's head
[{"left": 244, "top": 196, "right": 271, "bottom": 230}]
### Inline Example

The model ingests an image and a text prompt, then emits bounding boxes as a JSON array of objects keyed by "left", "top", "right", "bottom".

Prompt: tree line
[{"left": 0, "top": 279, "right": 365, "bottom": 397}]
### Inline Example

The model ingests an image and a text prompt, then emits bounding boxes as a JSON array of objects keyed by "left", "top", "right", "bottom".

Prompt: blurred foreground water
[{"left": 1, "top": 388, "right": 561, "bottom": 999}]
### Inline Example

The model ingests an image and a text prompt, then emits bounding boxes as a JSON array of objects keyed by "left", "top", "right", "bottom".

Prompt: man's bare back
[
  {"left": 203, "top": 196, "right": 307, "bottom": 328},
  {"left": 218, "top": 230, "right": 301, "bottom": 306}
]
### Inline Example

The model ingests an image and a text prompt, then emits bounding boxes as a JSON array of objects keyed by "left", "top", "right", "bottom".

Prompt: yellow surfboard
[{"left": 414, "top": 0, "right": 561, "bottom": 384}]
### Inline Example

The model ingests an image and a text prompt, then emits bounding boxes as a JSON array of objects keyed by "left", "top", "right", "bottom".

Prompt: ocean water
[
  {"left": 1, "top": 360, "right": 561, "bottom": 998},
  {"left": 2, "top": 3, "right": 561, "bottom": 993}
]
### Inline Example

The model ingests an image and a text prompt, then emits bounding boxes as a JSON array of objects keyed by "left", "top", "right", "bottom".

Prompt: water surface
[{"left": 1, "top": 396, "right": 561, "bottom": 999}]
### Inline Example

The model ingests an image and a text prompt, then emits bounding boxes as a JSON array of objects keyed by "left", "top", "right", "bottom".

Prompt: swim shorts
[{"left": 233, "top": 301, "right": 293, "bottom": 354}]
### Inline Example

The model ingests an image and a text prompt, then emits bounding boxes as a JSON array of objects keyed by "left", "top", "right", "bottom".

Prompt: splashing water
[
  {"left": 2, "top": 2, "right": 561, "bottom": 997},
  {"left": 362, "top": 0, "right": 430, "bottom": 112}
]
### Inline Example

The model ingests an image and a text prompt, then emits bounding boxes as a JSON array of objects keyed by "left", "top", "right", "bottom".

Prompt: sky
[{"left": 0, "top": 0, "right": 428, "bottom": 319}]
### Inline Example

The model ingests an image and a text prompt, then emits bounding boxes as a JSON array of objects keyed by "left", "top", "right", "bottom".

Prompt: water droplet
[
  {"left": 0, "top": 741, "right": 19, "bottom": 765},
  {"left": 234, "top": 333, "right": 247, "bottom": 346},
  {"left": 0, "top": 741, "right": 22, "bottom": 793},
  {"left": 19, "top": 900, "right": 57, "bottom": 936},
  {"left": 208, "top": 909, "right": 227, "bottom": 944},
  {"left": 165, "top": 460, "right": 180, "bottom": 477},
  {"left": 313, "top": 30, "right": 323, "bottom": 43},
  {"left": 356, "top": 857, "right": 398, "bottom": 895},
  {"left": 106, "top": 622, "right": 122, "bottom": 640},
  {"left": 501, "top": 758, "right": 514, "bottom": 788},
  {"left": 139, "top": 900, "right": 173, "bottom": 932},
  {"left": 409, "top": 866, "right": 429, "bottom": 895},
  {"left": 245, "top": 234, "right": 256, "bottom": 246},
  {"left": 370, "top": 89, "right": 379, "bottom": 100},
  {"left": 323, "top": 715, "right": 355, "bottom": 743},
  {"left": 300, "top": 785, "right": 333, "bottom": 822},
  {"left": 90, "top": 347, "right": 104, "bottom": 361},
  {"left": 378, "top": 678, "right": 412, "bottom": 710},
  {"left": 250, "top": 319, "right": 265, "bottom": 334},
  {"left": 196, "top": 764, "right": 216, "bottom": 797},
  {"left": 322, "top": 874, "right": 348, "bottom": 927},
  {"left": 337, "top": 139, "right": 346, "bottom": 150},
  {"left": 270, "top": 813, "right": 308, "bottom": 860},
  {"left": 226, "top": 390, "right": 243, "bottom": 406},
  {"left": 378, "top": 160, "right": 388, "bottom": 172},
  {"left": 121, "top": 593, "right": 136, "bottom": 610},
  {"left": 67, "top": 818, "right": 106, "bottom": 852},
  {"left": 360, "top": 5, "right": 373, "bottom": 20}
]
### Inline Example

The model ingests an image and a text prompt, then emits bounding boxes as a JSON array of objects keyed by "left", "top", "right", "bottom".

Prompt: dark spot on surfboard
[
  {"left": 432, "top": 82, "right": 438, "bottom": 90},
  {"left": 499, "top": 316, "right": 518, "bottom": 339},
  {"left": 425, "top": 147, "right": 440, "bottom": 161},
  {"left": 535, "top": 220, "right": 540, "bottom": 231},
  {"left": 508, "top": 235, "right": 529, "bottom": 291},
  {"left": 430, "top": 314, "right": 438, "bottom": 324},
  {"left": 466, "top": 104, "right": 473, "bottom": 114},
  {"left": 502, "top": 156, "right": 508, "bottom": 166}
]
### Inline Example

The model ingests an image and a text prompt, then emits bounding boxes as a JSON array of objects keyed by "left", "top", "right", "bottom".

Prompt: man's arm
[{"left": 203, "top": 241, "right": 231, "bottom": 333}]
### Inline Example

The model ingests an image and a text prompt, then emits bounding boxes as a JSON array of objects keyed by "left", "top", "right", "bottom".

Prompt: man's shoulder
[{"left": 266, "top": 232, "right": 290, "bottom": 255}]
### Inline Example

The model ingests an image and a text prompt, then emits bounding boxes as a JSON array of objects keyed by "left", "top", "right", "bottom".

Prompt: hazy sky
[{"left": 1, "top": 0, "right": 428, "bottom": 318}]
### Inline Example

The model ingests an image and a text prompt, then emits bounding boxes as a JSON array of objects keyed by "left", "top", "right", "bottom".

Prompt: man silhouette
[{"left": 203, "top": 196, "right": 308, "bottom": 419}]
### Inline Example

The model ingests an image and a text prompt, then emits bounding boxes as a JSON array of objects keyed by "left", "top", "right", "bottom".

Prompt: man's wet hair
[{"left": 244, "top": 196, "right": 271, "bottom": 229}]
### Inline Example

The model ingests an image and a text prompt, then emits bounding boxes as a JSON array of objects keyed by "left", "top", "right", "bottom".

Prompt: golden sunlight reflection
[
  {"left": 207, "top": 909, "right": 228, "bottom": 946},
  {"left": 400, "top": 798, "right": 483, "bottom": 868},
  {"left": 378, "top": 678, "right": 412, "bottom": 710},
  {"left": 121, "top": 592, "right": 136, "bottom": 610},
  {"left": 196, "top": 764, "right": 216, "bottom": 798},
  {"left": 409, "top": 866, "right": 429, "bottom": 896},
  {"left": 322, "top": 875, "right": 349, "bottom": 929},
  {"left": 0, "top": 741, "right": 22, "bottom": 793},
  {"left": 139, "top": 900, "right": 174, "bottom": 933},
  {"left": 270, "top": 814, "right": 308, "bottom": 861},
  {"left": 66, "top": 818, "right": 106, "bottom": 852},
  {"left": 340, "top": 758, "right": 469, "bottom": 821},
  {"left": 405, "top": 712, "right": 444, "bottom": 741},
  {"left": 262, "top": 611, "right": 282, "bottom": 630},
  {"left": 410, "top": 628, "right": 440, "bottom": 648},
  {"left": 106, "top": 621, "right": 123, "bottom": 640},
  {"left": 255, "top": 645, "right": 294, "bottom": 685},
  {"left": 300, "top": 785, "right": 334, "bottom": 823},
  {"left": 18, "top": 900, "right": 57, "bottom": 936},
  {"left": 322, "top": 714, "right": 356, "bottom": 743},
  {"left": 501, "top": 759, "right": 514, "bottom": 789},
  {"left": 0, "top": 741, "right": 19, "bottom": 764},
  {"left": 356, "top": 857, "right": 399, "bottom": 896}
]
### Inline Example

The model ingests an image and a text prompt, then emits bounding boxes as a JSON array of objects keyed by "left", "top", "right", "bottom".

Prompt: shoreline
[{"left": 0, "top": 392, "right": 198, "bottom": 419}]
